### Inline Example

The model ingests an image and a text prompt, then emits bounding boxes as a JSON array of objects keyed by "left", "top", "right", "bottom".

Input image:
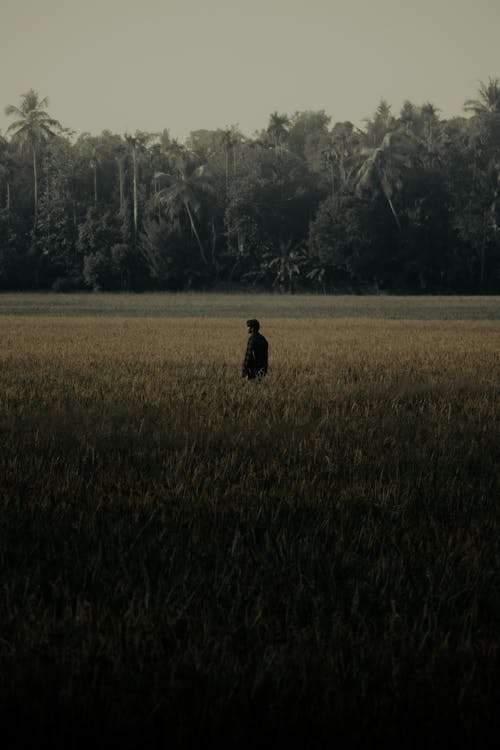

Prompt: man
[{"left": 242, "top": 319, "right": 268, "bottom": 380}]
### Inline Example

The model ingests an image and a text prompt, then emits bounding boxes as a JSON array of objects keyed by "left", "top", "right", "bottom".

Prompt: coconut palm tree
[
  {"left": 217, "top": 127, "right": 242, "bottom": 253},
  {"left": 420, "top": 102, "right": 441, "bottom": 154},
  {"left": 364, "top": 100, "right": 395, "bottom": 148},
  {"left": 464, "top": 79, "right": 500, "bottom": 288},
  {"left": 267, "top": 112, "right": 290, "bottom": 155},
  {"left": 4, "top": 89, "right": 61, "bottom": 224},
  {"left": 321, "top": 122, "right": 360, "bottom": 196},
  {"left": 399, "top": 101, "right": 419, "bottom": 134},
  {"left": 218, "top": 127, "right": 240, "bottom": 190},
  {"left": 355, "top": 130, "right": 416, "bottom": 232},
  {"left": 77, "top": 133, "right": 102, "bottom": 205},
  {"left": 89, "top": 145, "right": 101, "bottom": 205},
  {"left": 0, "top": 136, "right": 15, "bottom": 225},
  {"left": 124, "top": 131, "right": 157, "bottom": 238},
  {"left": 464, "top": 77, "right": 500, "bottom": 116},
  {"left": 155, "top": 152, "right": 214, "bottom": 266},
  {"left": 112, "top": 140, "right": 128, "bottom": 212}
]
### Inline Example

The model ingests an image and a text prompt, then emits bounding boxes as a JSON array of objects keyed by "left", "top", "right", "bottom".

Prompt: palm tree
[
  {"left": 355, "top": 130, "right": 416, "bottom": 231},
  {"left": 89, "top": 145, "right": 101, "bottom": 205},
  {"left": 464, "top": 80, "right": 500, "bottom": 288},
  {"left": 463, "top": 79, "right": 500, "bottom": 284},
  {"left": 218, "top": 127, "right": 242, "bottom": 254},
  {"left": 420, "top": 102, "right": 440, "bottom": 154},
  {"left": 464, "top": 77, "right": 500, "bottom": 116},
  {"left": 364, "top": 100, "right": 395, "bottom": 147},
  {"left": 5, "top": 89, "right": 61, "bottom": 224},
  {"left": 267, "top": 112, "right": 290, "bottom": 155},
  {"left": 77, "top": 134, "right": 102, "bottom": 204},
  {"left": 155, "top": 152, "right": 214, "bottom": 266},
  {"left": 218, "top": 128, "right": 240, "bottom": 191},
  {"left": 399, "top": 101, "right": 419, "bottom": 134},
  {"left": 113, "top": 141, "right": 127, "bottom": 212},
  {"left": 321, "top": 122, "right": 359, "bottom": 196},
  {"left": 125, "top": 131, "right": 157, "bottom": 238},
  {"left": 0, "top": 136, "right": 15, "bottom": 225}
]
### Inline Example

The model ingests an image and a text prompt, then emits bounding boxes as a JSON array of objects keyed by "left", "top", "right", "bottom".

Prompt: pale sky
[{"left": 1, "top": 0, "right": 499, "bottom": 142}]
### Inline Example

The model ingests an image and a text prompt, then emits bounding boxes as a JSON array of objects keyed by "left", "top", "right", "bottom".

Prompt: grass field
[{"left": 1, "top": 293, "right": 499, "bottom": 748}]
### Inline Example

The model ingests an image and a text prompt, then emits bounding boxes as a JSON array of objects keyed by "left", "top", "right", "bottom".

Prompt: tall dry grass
[{"left": 1, "top": 298, "right": 499, "bottom": 748}]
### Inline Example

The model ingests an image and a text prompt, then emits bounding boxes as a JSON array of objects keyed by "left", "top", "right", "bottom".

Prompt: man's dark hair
[{"left": 246, "top": 319, "right": 260, "bottom": 331}]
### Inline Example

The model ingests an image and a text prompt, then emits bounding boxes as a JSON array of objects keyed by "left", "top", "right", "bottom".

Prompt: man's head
[{"left": 246, "top": 318, "right": 260, "bottom": 334}]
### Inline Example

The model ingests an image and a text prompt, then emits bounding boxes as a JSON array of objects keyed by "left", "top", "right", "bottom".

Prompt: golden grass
[{"left": 1, "top": 298, "right": 499, "bottom": 747}]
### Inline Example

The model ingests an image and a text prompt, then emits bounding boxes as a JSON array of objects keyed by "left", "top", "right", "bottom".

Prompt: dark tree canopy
[{"left": 1, "top": 82, "right": 500, "bottom": 293}]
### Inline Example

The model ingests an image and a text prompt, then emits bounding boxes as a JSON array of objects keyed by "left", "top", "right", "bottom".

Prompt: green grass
[
  {"left": 1, "top": 291, "right": 500, "bottom": 319},
  {"left": 1, "top": 295, "right": 499, "bottom": 748}
]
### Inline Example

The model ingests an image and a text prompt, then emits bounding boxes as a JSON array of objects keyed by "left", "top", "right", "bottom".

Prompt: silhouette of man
[{"left": 242, "top": 319, "right": 268, "bottom": 380}]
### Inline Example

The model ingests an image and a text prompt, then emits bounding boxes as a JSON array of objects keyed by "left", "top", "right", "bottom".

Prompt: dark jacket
[{"left": 242, "top": 332, "right": 268, "bottom": 379}]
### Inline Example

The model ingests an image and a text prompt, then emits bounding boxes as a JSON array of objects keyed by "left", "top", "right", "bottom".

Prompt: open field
[
  {"left": 1, "top": 291, "right": 500, "bottom": 319},
  {"left": 1, "top": 294, "right": 499, "bottom": 748}
]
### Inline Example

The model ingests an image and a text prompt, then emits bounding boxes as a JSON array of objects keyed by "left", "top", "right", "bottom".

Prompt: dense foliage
[{"left": 1, "top": 81, "right": 500, "bottom": 292}]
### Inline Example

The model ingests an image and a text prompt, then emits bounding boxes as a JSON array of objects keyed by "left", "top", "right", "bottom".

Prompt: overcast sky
[{"left": 1, "top": 0, "right": 499, "bottom": 142}]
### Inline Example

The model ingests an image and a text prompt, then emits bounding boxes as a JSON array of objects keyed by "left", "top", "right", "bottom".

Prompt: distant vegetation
[
  {"left": 1, "top": 295, "right": 499, "bottom": 746},
  {"left": 1, "top": 80, "right": 500, "bottom": 294}
]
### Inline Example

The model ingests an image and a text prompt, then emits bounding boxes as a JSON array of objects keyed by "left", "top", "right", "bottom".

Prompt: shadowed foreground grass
[{"left": 1, "top": 303, "right": 499, "bottom": 748}]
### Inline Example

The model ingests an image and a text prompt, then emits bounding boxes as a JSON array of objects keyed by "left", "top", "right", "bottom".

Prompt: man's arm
[{"left": 242, "top": 337, "right": 254, "bottom": 377}]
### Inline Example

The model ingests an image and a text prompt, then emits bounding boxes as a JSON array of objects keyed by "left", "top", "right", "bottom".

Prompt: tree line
[{"left": 1, "top": 80, "right": 499, "bottom": 293}]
